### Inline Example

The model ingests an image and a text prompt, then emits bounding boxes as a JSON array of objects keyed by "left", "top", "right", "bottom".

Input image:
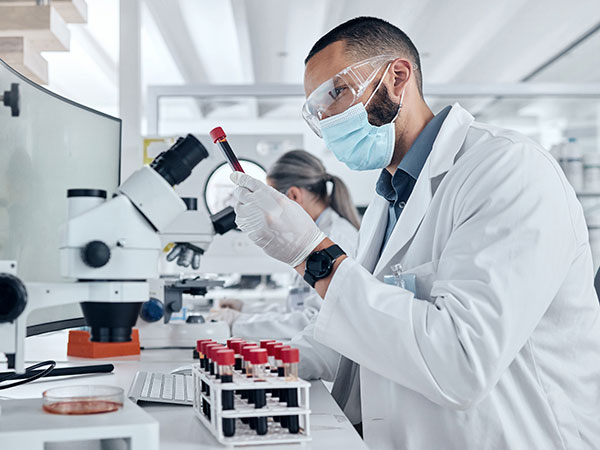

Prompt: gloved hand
[
  {"left": 230, "top": 172, "right": 326, "bottom": 267},
  {"left": 166, "top": 243, "right": 202, "bottom": 269}
]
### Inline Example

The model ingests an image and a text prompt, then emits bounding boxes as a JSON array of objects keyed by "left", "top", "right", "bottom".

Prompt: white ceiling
[{"left": 35, "top": 0, "right": 600, "bottom": 141}]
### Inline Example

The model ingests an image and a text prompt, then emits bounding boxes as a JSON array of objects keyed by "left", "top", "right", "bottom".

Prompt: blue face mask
[{"left": 319, "top": 73, "right": 404, "bottom": 171}]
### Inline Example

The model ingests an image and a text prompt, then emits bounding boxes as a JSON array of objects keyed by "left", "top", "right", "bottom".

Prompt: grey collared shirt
[{"left": 376, "top": 106, "right": 451, "bottom": 254}]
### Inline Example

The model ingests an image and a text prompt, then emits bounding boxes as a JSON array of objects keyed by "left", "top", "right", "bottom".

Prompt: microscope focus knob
[{"left": 81, "top": 241, "right": 111, "bottom": 268}]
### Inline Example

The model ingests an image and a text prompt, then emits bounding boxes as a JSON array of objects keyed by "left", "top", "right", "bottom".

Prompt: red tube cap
[
  {"left": 200, "top": 340, "right": 214, "bottom": 355},
  {"left": 265, "top": 342, "right": 280, "bottom": 356},
  {"left": 281, "top": 347, "right": 300, "bottom": 364},
  {"left": 231, "top": 340, "right": 246, "bottom": 354},
  {"left": 249, "top": 348, "right": 268, "bottom": 365},
  {"left": 216, "top": 349, "right": 235, "bottom": 366},
  {"left": 260, "top": 339, "right": 276, "bottom": 349},
  {"left": 274, "top": 344, "right": 290, "bottom": 360},
  {"left": 209, "top": 126, "right": 226, "bottom": 143},
  {"left": 206, "top": 343, "right": 223, "bottom": 360},
  {"left": 227, "top": 338, "right": 244, "bottom": 349},
  {"left": 241, "top": 343, "right": 258, "bottom": 359},
  {"left": 196, "top": 339, "right": 213, "bottom": 352}
]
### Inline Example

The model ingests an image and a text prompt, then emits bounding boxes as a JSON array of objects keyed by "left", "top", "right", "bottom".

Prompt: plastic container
[{"left": 43, "top": 385, "right": 124, "bottom": 415}]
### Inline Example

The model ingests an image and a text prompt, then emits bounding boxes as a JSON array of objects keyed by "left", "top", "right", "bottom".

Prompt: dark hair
[
  {"left": 305, "top": 16, "right": 423, "bottom": 96},
  {"left": 267, "top": 150, "right": 361, "bottom": 230}
]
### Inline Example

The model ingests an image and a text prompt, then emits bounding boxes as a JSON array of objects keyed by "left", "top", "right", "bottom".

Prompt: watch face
[{"left": 306, "top": 251, "right": 332, "bottom": 277}]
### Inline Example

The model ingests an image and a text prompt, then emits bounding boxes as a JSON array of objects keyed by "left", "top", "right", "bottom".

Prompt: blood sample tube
[
  {"left": 216, "top": 349, "right": 236, "bottom": 437},
  {"left": 206, "top": 343, "right": 223, "bottom": 377},
  {"left": 265, "top": 342, "right": 280, "bottom": 374},
  {"left": 199, "top": 340, "right": 214, "bottom": 372},
  {"left": 209, "top": 127, "right": 245, "bottom": 172},
  {"left": 281, "top": 348, "right": 300, "bottom": 434},
  {"left": 240, "top": 344, "right": 258, "bottom": 402},
  {"left": 250, "top": 348, "right": 269, "bottom": 435},
  {"left": 231, "top": 341, "right": 246, "bottom": 372},
  {"left": 274, "top": 344, "right": 290, "bottom": 425}
]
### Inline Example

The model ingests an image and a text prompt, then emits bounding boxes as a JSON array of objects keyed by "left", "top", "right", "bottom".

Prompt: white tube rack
[{"left": 192, "top": 364, "right": 311, "bottom": 446}]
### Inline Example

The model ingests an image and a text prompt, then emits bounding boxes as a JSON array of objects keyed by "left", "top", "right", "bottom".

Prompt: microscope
[{"left": 0, "top": 134, "right": 231, "bottom": 373}]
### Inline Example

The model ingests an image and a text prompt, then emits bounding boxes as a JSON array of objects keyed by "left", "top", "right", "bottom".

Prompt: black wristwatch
[{"left": 303, "top": 244, "right": 346, "bottom": 288}]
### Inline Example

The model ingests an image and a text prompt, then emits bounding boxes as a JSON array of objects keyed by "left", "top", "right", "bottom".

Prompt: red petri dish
[{"left": 42, "top": 385, "right": 124, "bottom": 415}]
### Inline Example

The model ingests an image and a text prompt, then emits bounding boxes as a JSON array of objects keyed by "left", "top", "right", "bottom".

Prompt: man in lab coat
[{"left": 231, "top": 16, "right": 600, "bottom": 449}]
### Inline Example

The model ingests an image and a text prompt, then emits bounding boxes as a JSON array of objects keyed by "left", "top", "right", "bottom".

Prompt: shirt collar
[{"left": 376, "top": 105, "right": 451, "bottom": 201}]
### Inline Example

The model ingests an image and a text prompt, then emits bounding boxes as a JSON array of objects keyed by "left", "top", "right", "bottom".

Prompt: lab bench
[{"left": 1, "top": 330, "right": 367, "bottom": 450}]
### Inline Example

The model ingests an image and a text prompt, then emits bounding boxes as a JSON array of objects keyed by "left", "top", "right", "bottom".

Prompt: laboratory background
[{"left": 0, "top": 0, "right": 599, "bottom": 449}]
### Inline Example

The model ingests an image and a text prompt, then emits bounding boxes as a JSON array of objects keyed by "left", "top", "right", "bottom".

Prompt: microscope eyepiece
[{"left": 150, "top": 134, "right": 209, "bottom": 186}]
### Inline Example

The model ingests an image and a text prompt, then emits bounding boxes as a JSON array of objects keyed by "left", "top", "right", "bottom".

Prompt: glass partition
[{"left": 0, "top": 58, "right": 121, "bottom": 328}]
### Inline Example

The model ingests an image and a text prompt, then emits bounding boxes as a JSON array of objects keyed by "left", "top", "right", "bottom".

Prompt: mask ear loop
[
  {"left": 364, "top": 63, "right": 391, "bottom": 109},
  {"left": 364, "top": 62, "right": 406, "bottom": 124},
  {"left": 390, "top": 87, "right": 405, "bottom": 123}
]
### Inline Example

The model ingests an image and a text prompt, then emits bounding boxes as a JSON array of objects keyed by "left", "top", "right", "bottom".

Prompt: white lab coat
[{"left": 314, "top": 103, "right": 600, "bottom": 449}]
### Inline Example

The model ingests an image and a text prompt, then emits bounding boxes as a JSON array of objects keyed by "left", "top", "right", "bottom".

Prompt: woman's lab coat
[
  {"left": 314, "top": 104, "right": 600, "bottom": 449},
  {"left": 232, "top": 207, "right": 357, "bottom": 382}
]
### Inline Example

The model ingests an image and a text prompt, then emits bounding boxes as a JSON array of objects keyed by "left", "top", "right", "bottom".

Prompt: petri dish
[{"left": 42, "top": 385, "right": 124, "bottom": 415}]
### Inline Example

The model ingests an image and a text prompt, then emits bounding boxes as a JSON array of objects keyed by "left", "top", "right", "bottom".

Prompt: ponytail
[
  {"left": 267, "top": 150, "right": 360, "bottom": 230},
  {"left": 327, "top": 174, "right": 361, "bottom": 229}
]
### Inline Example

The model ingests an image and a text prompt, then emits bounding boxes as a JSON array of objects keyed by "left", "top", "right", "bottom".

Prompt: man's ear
[
  {"left": 388, "top": 59, "right": 412, "bottom": 101},
  {"left": 287, "top": 186, "right": 303, "bottom": 204}
]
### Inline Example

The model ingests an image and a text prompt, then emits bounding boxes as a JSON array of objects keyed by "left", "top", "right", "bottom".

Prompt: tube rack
[{"left": 192, "top": 364, "right": 311, "bottom": 446}]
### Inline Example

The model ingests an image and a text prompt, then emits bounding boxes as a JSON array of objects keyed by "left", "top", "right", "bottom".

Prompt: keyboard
[{"left": 128, "top": 371, "right": 194, "bottom": 406}]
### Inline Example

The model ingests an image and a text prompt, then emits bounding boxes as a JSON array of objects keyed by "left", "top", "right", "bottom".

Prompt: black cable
[
  {"left": 0, "top": 363, "right": 114, "bottom": 380},
  {"left": 0, "top": 360, "right": 56, "bottom": 390}
]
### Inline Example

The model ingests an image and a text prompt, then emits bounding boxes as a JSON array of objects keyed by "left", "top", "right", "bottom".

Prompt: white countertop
[{"left": 1, "top": 331, "right": 367, "bottom": 449}]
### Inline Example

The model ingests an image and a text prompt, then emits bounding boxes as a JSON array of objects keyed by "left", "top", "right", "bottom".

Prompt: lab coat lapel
[
  {"left": 356, "top": 195, "right": 388, "bottom": 273},
  {"left": 373, "top": 103, "right": 474, "bottom": 277}
]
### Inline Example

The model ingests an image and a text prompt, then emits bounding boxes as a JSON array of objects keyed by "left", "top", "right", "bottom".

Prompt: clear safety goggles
[{"left": 302, "top": 55, "right": 397, "bottom": 137}]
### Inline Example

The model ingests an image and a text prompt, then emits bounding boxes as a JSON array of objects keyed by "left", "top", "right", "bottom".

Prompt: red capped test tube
[
  {"left": 249, "top": 348, "right": 269, "bottom": 435},
  {"left": 265, "top": 342, "right": 280, "bottom": 374},
  {"left": 240, "top": 343, "right": 258, "bottom": 405},
  {"left": 241, "top": 343, "right": 258, "bottom": 377},
  {"left": 231, "top": 340, "right": 246, "bottom": 372},
  {"left": 197, "top": 339, "right": 213, "bottom": 366},
  {"left": 272, "top": 344, "right": 289, "bottom": 423},
  {"left": 209, "top": 127, "right": 245, "bottom": 172},
  {"left": 281, "top": 347, "right": 300, "bottom": 434},
  {"left": 205, "top": 343, "right": 223, "bottom": 377},
  {"left": 216, "top": 349, "right": 236, "bottom": 437}
]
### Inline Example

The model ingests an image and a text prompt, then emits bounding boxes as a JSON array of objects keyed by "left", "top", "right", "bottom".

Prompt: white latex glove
[{"left": 230, "top": 172, "right": 326, "bottom": 267}]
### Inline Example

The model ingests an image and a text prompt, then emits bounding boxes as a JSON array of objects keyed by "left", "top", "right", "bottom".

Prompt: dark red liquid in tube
[{"left": 209, "top": 127, "right": 245, "bottom": 173}]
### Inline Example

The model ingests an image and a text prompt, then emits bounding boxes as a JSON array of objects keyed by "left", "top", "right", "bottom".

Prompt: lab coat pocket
[{"left": 406, "top": 260, "right": 439, "bottom": 301}]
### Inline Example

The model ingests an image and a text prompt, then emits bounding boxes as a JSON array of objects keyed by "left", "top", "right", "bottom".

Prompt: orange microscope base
[{"left": 67, "top": 329, "right": 141, "bottom": 358}]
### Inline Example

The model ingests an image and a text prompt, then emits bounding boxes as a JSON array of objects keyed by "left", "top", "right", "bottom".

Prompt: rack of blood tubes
[{"left": 192, "top": 338, "right": 311, "bottom": 446}]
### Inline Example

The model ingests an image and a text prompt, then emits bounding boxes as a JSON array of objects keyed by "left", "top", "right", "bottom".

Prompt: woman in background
[{"left": 212, "top": 149, "right": 359, "bottom": 381}]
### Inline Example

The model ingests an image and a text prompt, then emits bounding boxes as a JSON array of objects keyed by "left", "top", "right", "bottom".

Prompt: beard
[{"left": 366, "top": 84, "right": 400, "bottom": 127}]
